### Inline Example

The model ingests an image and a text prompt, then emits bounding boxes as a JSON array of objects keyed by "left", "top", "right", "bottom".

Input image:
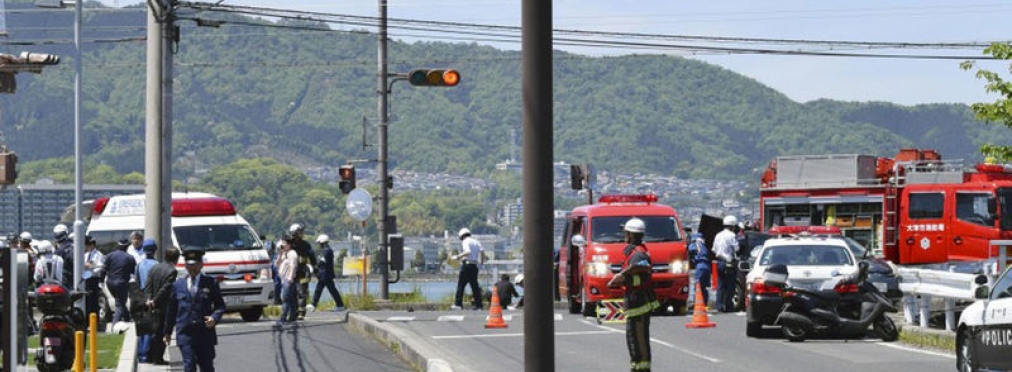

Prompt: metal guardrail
[{"left": 896, "top": 240, "right": 1012, "bottom": 331}]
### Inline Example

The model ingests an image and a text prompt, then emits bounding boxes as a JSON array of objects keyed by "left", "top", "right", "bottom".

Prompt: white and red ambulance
[{"left": 86, "top": 192, "right": 273, "bottom": 322}]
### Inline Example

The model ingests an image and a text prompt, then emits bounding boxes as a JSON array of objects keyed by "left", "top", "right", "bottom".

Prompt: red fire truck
[
  {"left": 557, "top": 194, "right": 691, "bottom": 316},
  {"left": 758, "top": 148, "right": 1012, "bottom": 265}
]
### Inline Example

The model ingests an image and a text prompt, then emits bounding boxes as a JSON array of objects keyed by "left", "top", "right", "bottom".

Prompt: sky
[{"left": 90, "top": 0, "right": 1012, "bottom": 105}]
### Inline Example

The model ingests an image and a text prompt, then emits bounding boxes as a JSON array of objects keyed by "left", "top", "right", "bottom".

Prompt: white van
[{"left": 86, "top": 192, "right": 273, "bottom": 322}]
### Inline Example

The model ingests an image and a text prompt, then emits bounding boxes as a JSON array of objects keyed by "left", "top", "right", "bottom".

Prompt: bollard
[
  {"left": 919, "top": 295, "right": 931, "bottom": 328},
  {"left": 89, "top": 313, "right": 97, "bottom": 372},
  {"left": 74, "top": 330, "right": 85, "bottom": 372}
]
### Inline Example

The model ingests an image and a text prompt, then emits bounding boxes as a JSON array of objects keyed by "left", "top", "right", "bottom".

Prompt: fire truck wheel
[
  {"left": 580, "top": 289, "right": 596, "bottom": 317},
  {"left": 568, "top": 295, "right": 581, "bottom": 314}
]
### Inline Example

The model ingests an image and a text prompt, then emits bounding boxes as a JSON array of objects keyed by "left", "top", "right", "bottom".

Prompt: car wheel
[
  {"left": 782, "top": 323, "right": 808, "bottom": 342},
  {"left": 240, "top": 307, "right": 263, "bottom": 322},
  {"left": 746, "top": 320, "right": 762, "bottom": 338},
  {"left": 958, "top": 328, "right": 979, "bottom": 372},
  {"left": 874, "top": 315, "right": 898, "bottom": 342},
  {"left": 732, "top": 281, "right": 745, "bottom": 312}
]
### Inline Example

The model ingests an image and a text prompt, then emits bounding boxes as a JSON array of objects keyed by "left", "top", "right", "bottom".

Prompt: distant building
[{"left": 0, "top": 184, "right": 144, "bottom": 238}]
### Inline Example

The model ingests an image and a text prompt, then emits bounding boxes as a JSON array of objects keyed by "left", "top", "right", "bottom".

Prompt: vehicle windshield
[
  {"left": 758, "top": 245, "right": 854, "bottom": 266},
  {"left": 840, "top": 236, "right": 869, "bottom": 259},
  {"left": 174, "top": 224, "right": 263, "bottom": 252},
  {"left": 590, "top": 216, "right": 682, "bottom": 243}
]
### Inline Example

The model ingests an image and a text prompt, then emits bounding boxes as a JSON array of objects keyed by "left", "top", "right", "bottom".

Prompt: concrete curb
[
  {"left": 115, "top": 323, "right": 137, "bottom": 372},
  {"left": 347, "top": 313, "right": 454, "bottom": 372}
]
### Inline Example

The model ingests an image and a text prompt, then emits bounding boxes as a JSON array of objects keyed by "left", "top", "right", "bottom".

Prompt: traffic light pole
[{"left": 377, "top": 0, "right": 390, "bottom": 300}]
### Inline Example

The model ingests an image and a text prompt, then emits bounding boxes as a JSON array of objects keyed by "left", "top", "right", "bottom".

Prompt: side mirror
[
  {"left": 988, "top": 199, "right": 997, "bottom": 215},
  {"left": 738, "top": 261, "right": 751, "bottom": 272},
  {"left": 570, "top": 234, "right": 587, "bottom": 248},
  {"left": 974, "top": 285, "right": 990, "bottom": 300}
]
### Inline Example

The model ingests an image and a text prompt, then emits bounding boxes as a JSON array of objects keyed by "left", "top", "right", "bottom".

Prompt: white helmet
[
  {"left": 315, "top": 234, "right": 330, "bottom": 244},
  {"left": 723, "top": 215, "right": 738, "bottom": 227},
  {"left": 53, "top": 224, "right": 69, "bottom": 241},
  {"left": 36, "top": 240, "right": 54, "bottom": 255},
  {"left": 19, "top": 231, "right": 32, "bottom": 241},
  {"left": 289, "top": 223, "right": 304, "bottom": 233},
  {"left": 624, "top": 218, "right": 646, "bottom": 234},
  {"left": 514, "top": 274, "right": 524, "bottom": 286},
  {"left": 458, "top": 228, "right": 471, "bottom": 239}
]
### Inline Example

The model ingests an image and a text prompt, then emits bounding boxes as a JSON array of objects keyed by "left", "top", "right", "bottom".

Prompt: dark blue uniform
[
  {"left": 105, "top": 246, "right": 136, "bottom": 323},
  {"left": 312, "top": 243, "right": 344, "bottom": 309},
  {"left": 165, "top": 249, "right": 226, "bottom": 372}
]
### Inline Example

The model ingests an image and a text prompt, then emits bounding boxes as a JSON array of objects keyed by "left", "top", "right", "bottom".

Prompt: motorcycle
[
  {"left": 765, "top": 261, "right": 899, "bottom": 342},
  {"left": 34, "top": 280, "right": 86, "bottom": 372}
]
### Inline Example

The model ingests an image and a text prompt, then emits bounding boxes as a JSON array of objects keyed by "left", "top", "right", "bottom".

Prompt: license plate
[
  {"left": 44, "top": 337, "right": 60, "bottom": 347},
  {"left": 225, "top": 296, "right": 243, "bottom": 307},
  {"left": 873, "top": 282, "right": 888, "bottom": 293}
]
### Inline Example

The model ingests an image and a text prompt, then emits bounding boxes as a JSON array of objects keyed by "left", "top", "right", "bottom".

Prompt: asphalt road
[
  {"left": 359, "top": 308, "right": 955, "bottom": 372},
  {"left": 197, "top": 312, "right": 417, "bottom": 372}
]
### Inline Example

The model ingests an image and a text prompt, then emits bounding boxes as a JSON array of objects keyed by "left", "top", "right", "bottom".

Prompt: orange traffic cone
[
  {"left": 685, "top": 282, "right": 716, "bottom": 328},
  {"left": 485, "top": 287, "right": 508, "bottom": 329}
]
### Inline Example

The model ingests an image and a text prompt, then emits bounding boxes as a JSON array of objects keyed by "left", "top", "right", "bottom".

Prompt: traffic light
[
  {"left": 407, "top": 69, "right": 460, "bottom": 87},
  {"left": 339, "top": 165, "right": 355, "bottom": 194},
  {"left": 0, "top": 149, "right": 17, "bottom": 185}
]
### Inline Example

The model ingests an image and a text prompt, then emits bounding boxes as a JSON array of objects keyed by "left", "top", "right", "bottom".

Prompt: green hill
[{"left": 1, "top": 0, "right": 1006, "bottom": 181}]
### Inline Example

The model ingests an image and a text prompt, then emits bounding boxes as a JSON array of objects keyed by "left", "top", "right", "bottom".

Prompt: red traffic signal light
[
  {"left": 339, "top": 165, "right": 356, "bottom": 194},
  {"left": 407, "top": 69, "right": 460, "bottom": 87}
]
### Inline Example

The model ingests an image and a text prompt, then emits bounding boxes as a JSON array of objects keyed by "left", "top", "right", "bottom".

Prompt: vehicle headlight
[
  {"left": 669, "top": 259, "right": 689, "bottom": 274},
  {"left": 259, "top": 267, "right": 272, "bottom": 280},
  {"left": 586, "top": 261, "right": 610, "bottom": 277}
]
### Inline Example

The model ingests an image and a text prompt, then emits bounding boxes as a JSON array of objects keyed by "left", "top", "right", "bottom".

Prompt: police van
[
  {"left": 86, "top": 192, "right": 273, "bottom": 322},
  {"left": 956, "top": 266, "right": 1012, "bottom": 372}
]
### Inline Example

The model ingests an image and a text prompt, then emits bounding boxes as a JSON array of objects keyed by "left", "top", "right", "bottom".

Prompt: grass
[
  {"left": 264, "top": 285, "right": 430, "bottom": 315},
  {"left": 21, "top": 332, "right": 124, "bottom": 369},
  {"left": 899, "top": 328, "right": 955, "bottom": 352}
]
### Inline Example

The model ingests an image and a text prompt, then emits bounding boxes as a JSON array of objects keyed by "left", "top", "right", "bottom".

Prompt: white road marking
[
  {"left": 437, "top": 315, "right": 465, "bottom": 322},
  {"left": 432, "top": 330, "right": 614, "bottom": 340},
  {"left": 386, "top": 316, "right": 416, "bottom": 322},
  {"left": 581, "top": 319, "right": 722, "bottom": 363},
  {"left": 878, "top": 341, "right": 955, "bottom": 359}
]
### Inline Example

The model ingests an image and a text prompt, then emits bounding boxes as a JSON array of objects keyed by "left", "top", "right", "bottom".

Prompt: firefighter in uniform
[
  {"left": 288, "top": 224, "right": 316, "bottom": 320},
  {"left": 607, "top": 217, "right": 659, "bottom": 372}
]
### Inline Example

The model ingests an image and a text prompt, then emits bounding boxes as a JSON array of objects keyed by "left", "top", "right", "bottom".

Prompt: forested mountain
[{"left": 1, "top": 0, "right": 1007, "bottom": 182}]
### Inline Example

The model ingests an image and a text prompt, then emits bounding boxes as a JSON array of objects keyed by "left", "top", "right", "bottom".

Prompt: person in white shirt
[
  {"left": 33, "top": 240, "right": 64, "bottom": 284},
  {"left": 713, "top": 215, "right": 740, "bottom": 313},
  {"left": 274, "top": 237, "right": 299, "bottom": 326},
  {"left": 126, "top": 231, "right": 145, "bottom": 264},
  {"left": 82, "top": 235, "right": 105, "bottom": 321},
  {"left": 452, "top": 228, "right": 484, "bottom": 311}
]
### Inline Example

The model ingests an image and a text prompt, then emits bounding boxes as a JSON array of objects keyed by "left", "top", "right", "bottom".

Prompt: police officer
[
  {"left": 607, "top": 217, "right": 659, "bottom": 372},
  {"left": 82, "top": 235, "right": 105, "bottom": 323},
  {"left": 105, "top": 239, "right": 136, "bottom": 323},
  {"left": 164, "top": 247, "right": 226, "bottom": 372},
  {"left": 452, "top": 227, "right": 484, "bottom": 310},
  {"left": 714, "top": 215, "right": 741, "bottom": 313},
  {"left": 310, "top": 234, "right": 344, "bottom": 312},
  {"left": 689, "top": 232, "right": 711, "bottom": 309},
  {"left": 287, "top": 224, "right": 316, "bottom": 320},
  {"left": 52, "top": 224, "right": 74, "bottom": 288}
]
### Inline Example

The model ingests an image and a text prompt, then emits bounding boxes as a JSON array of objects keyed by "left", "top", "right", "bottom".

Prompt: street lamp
[{"left": 36, "top": 0, "right": 84, "bottom": 308}]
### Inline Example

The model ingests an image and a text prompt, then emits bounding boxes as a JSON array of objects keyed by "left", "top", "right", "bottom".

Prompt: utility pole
[
  {"left": 522, "top": 0, "right": 554, "bottom": 370},
  {"left": 145, "top": 0, "right": 174, "bottom": 260},
  {"left": 377, "top": 0, "right": 390, "bottom": 300}
]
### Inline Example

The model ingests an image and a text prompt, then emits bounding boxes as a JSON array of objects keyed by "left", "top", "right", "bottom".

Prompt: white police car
[{"left": 957, "top": 267, "right": 1012, "bottom": 372}]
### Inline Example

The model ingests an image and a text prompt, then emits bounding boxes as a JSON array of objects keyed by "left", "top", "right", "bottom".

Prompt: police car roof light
[
  {"left": 598, "top": 194, "right": 658, "bottom": 204},
  {"left": 92, "top": 197, "right": 110, "bottom": 215},
  {"left": 171, "top": 197, "right": 236, "bottom": 217}
]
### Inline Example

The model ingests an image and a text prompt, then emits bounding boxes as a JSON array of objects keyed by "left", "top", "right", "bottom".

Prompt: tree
[{"left": 961, "top": 42, "right": 1012, "bottom": 161}]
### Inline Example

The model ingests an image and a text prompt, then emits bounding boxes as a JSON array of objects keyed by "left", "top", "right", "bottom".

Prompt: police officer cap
[
  {"left": 141, "top": 238, "right": 158, "bottom": 253},
  {"left": 183, "top": 247, "right": 205, "bottom": 264},
  {"left": 84, "top": 235, "right": 96, "bottom": 246},
  {"left": 117, "top": 239, "right": 130, "bottom": 248}
]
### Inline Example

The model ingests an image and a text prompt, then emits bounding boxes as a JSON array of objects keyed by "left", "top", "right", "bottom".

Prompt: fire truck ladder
[{"left": 882, "top": 178, "right": 901, "bottom": 257}]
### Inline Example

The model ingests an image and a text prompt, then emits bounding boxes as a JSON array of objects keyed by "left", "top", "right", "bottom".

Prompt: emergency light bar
[
  {"left": 171, "top": 197, "right": 236, "bottom": 217},
  {"left": 768, "top": 225, "right": 841, "bottom": 236},
  {"left": 598, "top": 194, "right": 658, "bottom": 204},
  {"left": 92, "top": 197, "right": 110, "bottom": 215}
]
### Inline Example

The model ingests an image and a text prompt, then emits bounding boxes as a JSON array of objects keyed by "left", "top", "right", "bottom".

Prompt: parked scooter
[
  {"left": 34, "top": 280, "right": 86, "bottom": 371},
  {"left": 765, "top": 261, "right": 899, "bottom": 342}
]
